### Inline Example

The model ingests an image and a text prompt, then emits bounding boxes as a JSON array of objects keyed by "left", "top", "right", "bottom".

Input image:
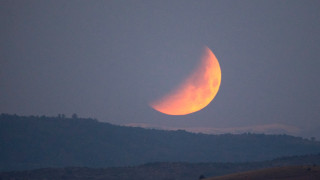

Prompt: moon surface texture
[{"left": 150, "top": 46, "right": 221, "bottom": 115}]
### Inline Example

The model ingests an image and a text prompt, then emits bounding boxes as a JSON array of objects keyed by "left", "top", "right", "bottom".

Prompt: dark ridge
[
  {"left": 1, "top": 154, "right": 320, "bottom": 180},
  {"left": 1, "top": 113, "right": 320, "bottom": 172}
]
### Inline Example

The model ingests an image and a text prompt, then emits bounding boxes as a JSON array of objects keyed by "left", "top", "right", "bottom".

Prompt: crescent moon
[{"left": 150, "top": 46, "right": 221, "bottom": 115}]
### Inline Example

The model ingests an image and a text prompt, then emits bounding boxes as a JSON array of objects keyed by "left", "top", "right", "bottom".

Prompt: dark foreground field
[
  {"left": 1, "top": 154, "right": 320, "bottom": 180},
  {"left": 206, "top": 165, "right": 320, "bottom": 180}
]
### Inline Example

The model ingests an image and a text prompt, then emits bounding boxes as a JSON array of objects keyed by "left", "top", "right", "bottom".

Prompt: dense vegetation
[
  {"left": 1, "top": 114, "right": 320, "bottom": 172},
  {"left": 1, "top": 154, "right": 320, "bottom": 180}
]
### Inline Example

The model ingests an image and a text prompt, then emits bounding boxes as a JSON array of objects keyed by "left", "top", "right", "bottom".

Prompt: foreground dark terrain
[
  {"left": 1, "top": 154, "right": 320, "bottom": 180},
  {"left": 205, "top": 165, "right": 320, "bottom": 180},
  {"left": 1, "top": 114, "right": 320, "bottom": 172}
]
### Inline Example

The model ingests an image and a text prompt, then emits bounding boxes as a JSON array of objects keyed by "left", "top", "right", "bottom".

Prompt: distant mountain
[
  {"left": 1, "top": 114, "right": 320, "bottom": 172},
  {"left": 1, "top": 154, "right": 320, "bottom": 180}
]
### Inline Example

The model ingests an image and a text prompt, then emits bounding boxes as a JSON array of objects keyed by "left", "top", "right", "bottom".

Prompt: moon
[{"left": 150, "top": 46, "right": 221, "bottom": 115}]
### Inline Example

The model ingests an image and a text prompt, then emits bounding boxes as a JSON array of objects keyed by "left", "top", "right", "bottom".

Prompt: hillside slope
[{"left": 1, "top": 114, "right": 320, "bottom": 171}]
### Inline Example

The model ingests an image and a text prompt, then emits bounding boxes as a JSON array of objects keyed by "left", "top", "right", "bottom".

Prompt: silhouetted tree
[
  {"left": 199, "top": 174, "right": 205, "bottom": 179},
  {"left": 58, "top": 114, "right": 66, "bottom": 118},
  {"left": 72, "top": 113, "right": 78, "bottom": 119}
]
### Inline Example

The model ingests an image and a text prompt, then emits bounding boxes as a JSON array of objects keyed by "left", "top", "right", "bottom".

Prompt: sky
[{"left": 1, "top": 0, "right": 320, "bottom": 138}]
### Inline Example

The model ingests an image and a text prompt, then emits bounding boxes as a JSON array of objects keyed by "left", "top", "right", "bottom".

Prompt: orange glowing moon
[{"left": 150, "top": 46, "right": 221, "bottom": 115}]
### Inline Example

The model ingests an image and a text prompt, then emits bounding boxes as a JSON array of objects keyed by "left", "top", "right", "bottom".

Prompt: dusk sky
[{"left": 1, "top": 1, "right": 320, "bottom": 138}]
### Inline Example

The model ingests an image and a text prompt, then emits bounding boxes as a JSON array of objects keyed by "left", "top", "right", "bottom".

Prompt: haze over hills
[{"left": 1, "top": 114, "right": 320, "bottom": 172}]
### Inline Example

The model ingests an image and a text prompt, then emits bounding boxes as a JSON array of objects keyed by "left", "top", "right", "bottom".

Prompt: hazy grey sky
[{"left": 1, "top": 0, "right": 320, "bottom": 138}]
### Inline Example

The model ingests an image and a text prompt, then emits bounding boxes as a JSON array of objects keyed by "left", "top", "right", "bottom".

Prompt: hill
[
  {"left": 205, "top": 165, "right": 320, "bottom": 180},
  {"left": 1, "top": 114, "right": 320, "bottom": 171},
  {"left": 1, "top": 154, "right": 320, "bottom": 180}
]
